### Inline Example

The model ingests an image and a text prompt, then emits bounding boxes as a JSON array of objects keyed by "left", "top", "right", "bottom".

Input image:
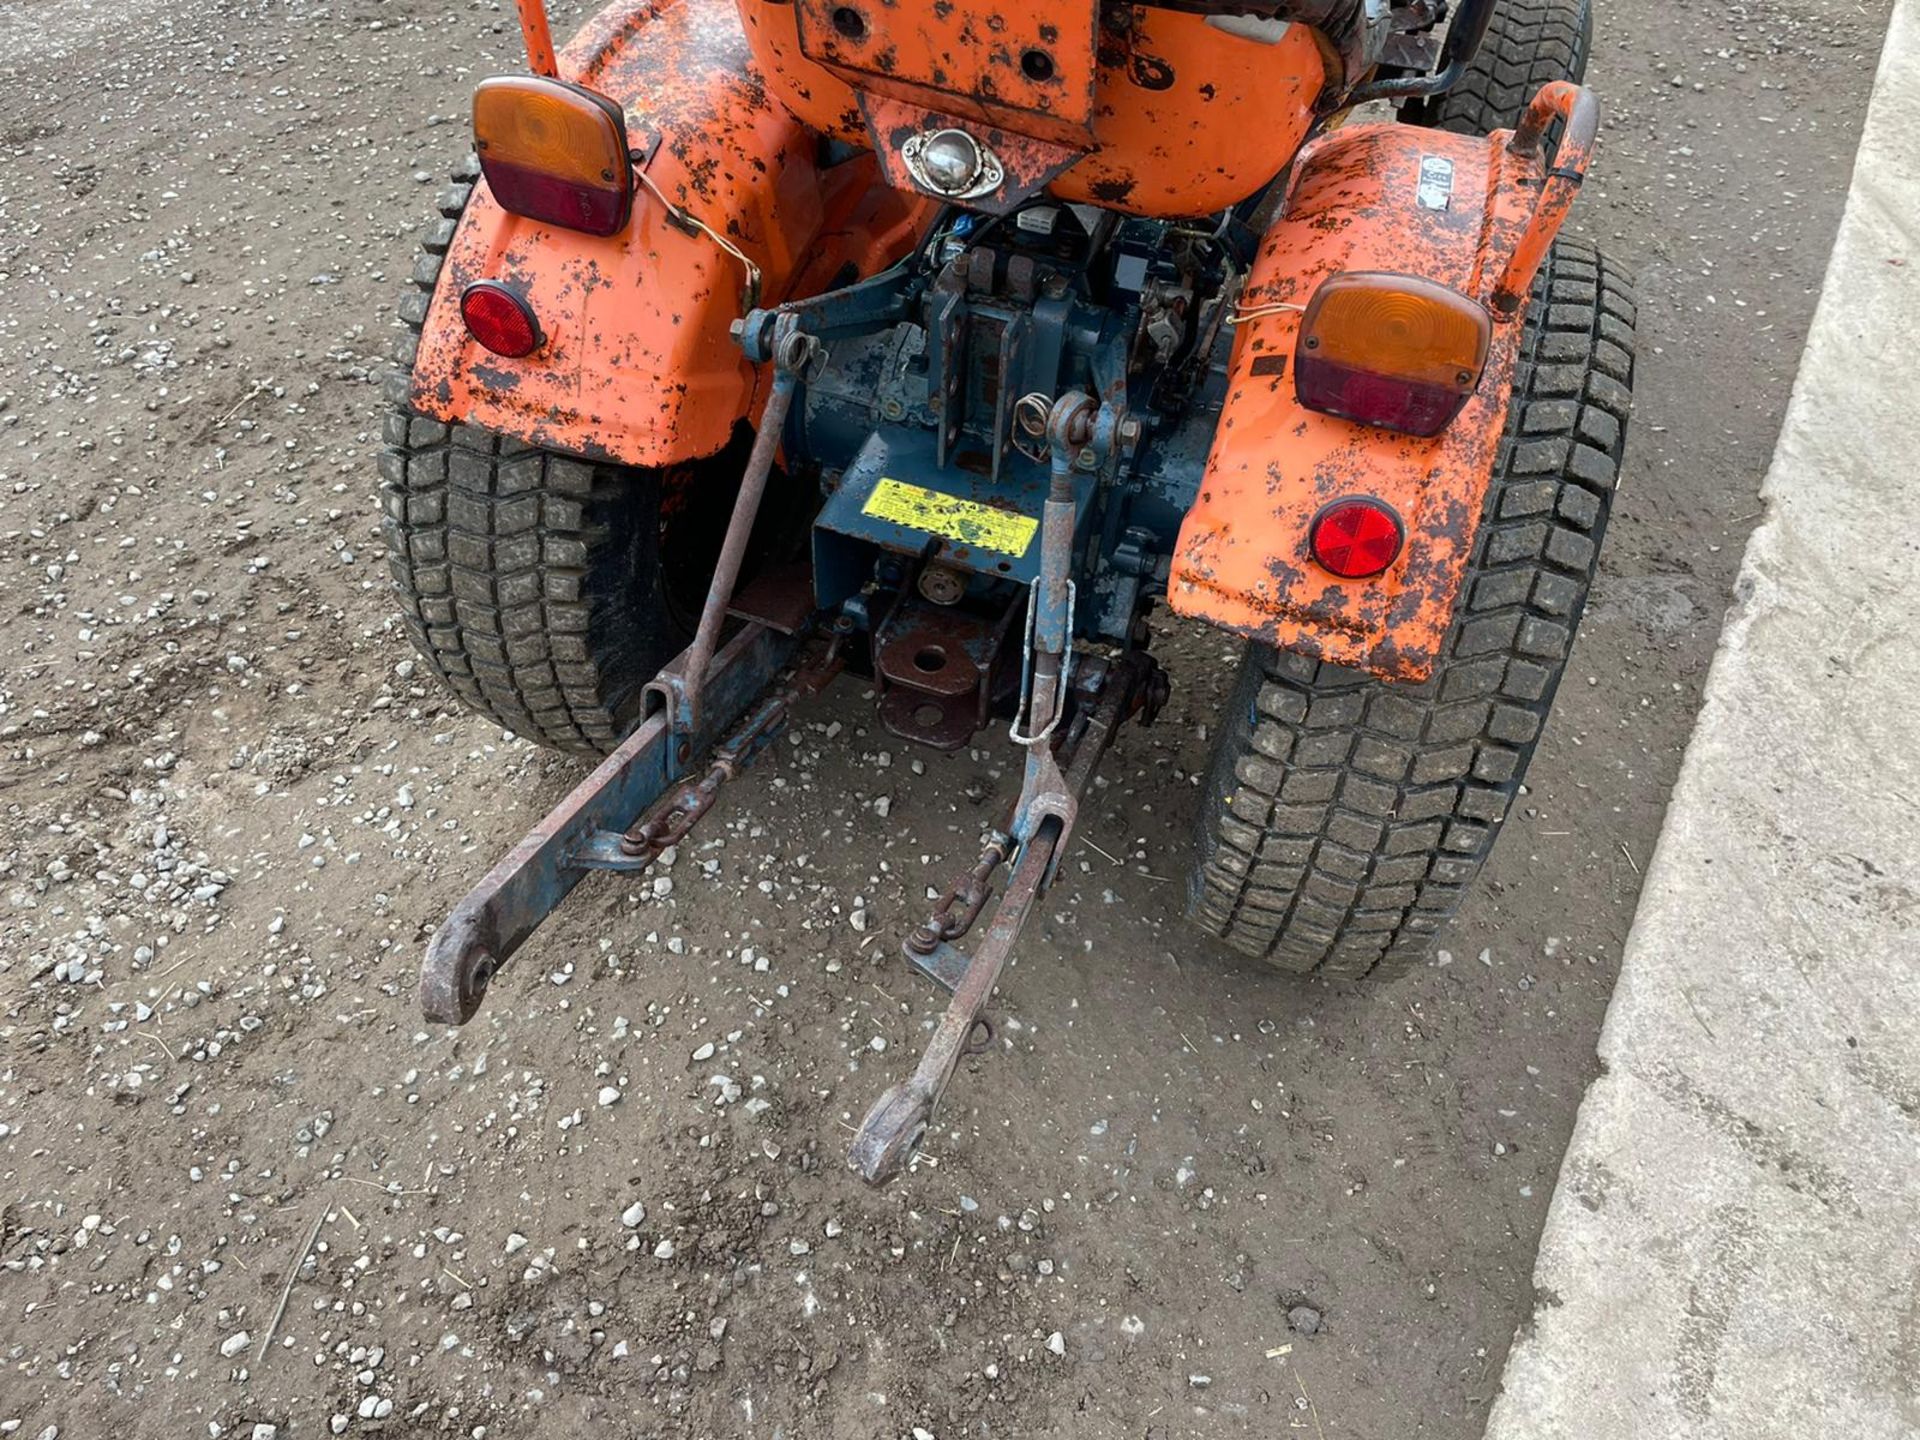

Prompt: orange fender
[
  {"left": 1169, "top": 86, "right": 1597, "bottom": 682},
  {"left": 409, "top": 0, "right": 934, "bottom": 468}
]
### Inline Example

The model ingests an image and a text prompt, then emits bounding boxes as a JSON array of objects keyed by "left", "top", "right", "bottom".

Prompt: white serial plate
[{"left": 1417, "top": 155, "right": 1455, "bottom": 211}]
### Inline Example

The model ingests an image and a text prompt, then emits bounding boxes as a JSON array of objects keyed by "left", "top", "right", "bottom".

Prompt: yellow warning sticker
[{"left": 861, "top": 478, "right": 1038, "bottom": 559}]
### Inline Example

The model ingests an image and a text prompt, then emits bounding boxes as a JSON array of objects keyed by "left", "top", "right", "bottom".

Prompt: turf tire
[
  {"left": 1186, "top": 238, "right": 1635, "bottom": 980},
  {"left": 1404, "top": 0, "right": 1592, "bottom": 136},
  {"left": 380, "top": 160, "right": 728, "bottom": 756}
]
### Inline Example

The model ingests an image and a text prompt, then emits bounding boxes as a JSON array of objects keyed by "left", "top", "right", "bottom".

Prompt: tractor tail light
[
  {"left": 473, "top": 75, "right": 632, "bottom": 237},
  {"left": 461, "top": 281, "right": 542, "bottom": 358},
  {"left": 1310, "top": 498, "right": 1404, "bottom": 579},
  {"left": 1296, "top": 272, "right": 1491, "bottom": 437}
]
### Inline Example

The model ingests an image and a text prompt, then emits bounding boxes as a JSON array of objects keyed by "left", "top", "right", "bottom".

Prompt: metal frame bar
[
  {"left": 1491, "top": 81, "right": 1598, "bottom": 312},
  {"left": 515, "top": 0, "right": 559, "bottom": 78},
  {"left": 1345, "top": 0, "right": 1499, "bottom": 107}
]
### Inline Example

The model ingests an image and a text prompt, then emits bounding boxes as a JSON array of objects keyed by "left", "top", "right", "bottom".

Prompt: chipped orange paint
[
  {"left": 739, "top": 0, "right": 1327, "bottom": 218},
  {"left": 514, "top": 0, "right": 559, "bottom": 79},
  {"left": 410, "top": 0, "right": 935, "bottom": 468},
  {"left": 794, "top": 0, "right": 1099, "bottom": 147},
  {"left": 1168, "top": 86, "right": 1599, "bottom": 681}
]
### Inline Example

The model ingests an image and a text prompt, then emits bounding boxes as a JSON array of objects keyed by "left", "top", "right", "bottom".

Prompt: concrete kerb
[{"left": 1482, "top": 0, "right": 1920, "bottom": 1434}]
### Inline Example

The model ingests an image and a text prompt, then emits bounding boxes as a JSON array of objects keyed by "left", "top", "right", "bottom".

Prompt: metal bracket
[
  {"left": 1011, "top": 746, "right": 1077, "bottom": 852},
  {"left": 569, "top": 831, "right": 657, "bottom": 873},
  {"left": 903, "top": 936, "right": 971, "bottom": 992},
  {"left": 733, "top": 255, "right": 927, "bottom": 362}
]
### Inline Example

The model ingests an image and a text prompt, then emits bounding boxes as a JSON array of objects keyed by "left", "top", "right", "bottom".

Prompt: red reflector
[
  {"left": 1310, "top": 498, "right": 1404, "bottom": 579},
  {"left": 460, "top": 282, "right": 541, "bottom": 358}
]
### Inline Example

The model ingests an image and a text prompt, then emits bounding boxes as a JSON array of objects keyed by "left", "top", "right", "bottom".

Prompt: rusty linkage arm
[
  {"left": 848, "top": 651, "right": 1163, "bottom": 1184},
  {"left": 891, "top": 391, "right": 1101, "bottom": 992},
  {"left": 671, "top": 319, "right": 822, "bottom": 734},
  {"left": 421, "top": 313, "right": 834, "bottom": 1026},
  {"left": 1005, "top": 392, "right": 1114, "bottom": 863},
  {"left": 612, "top": 652, "right": 842, "bottom": 869},
  {"left": 849, "top": 391, "right": 1152, "bottom": 1186},
  {"left": 420, "top": 624, "right": 808, "bottom": 1024}
]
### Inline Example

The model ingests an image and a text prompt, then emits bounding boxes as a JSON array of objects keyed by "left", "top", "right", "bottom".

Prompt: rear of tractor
[{"left": 381, "top": 0, "right": 1634, "bottom": 1181}]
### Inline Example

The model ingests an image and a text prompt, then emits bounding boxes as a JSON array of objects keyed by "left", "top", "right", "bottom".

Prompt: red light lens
[
  {"left": 1295, "top": 360, "right": 1473, "bottom": 438},
  {"left": 1310, "top": 498, "right": 1404, "bottom": 579},
  {"left": 460, "top": 282, "right": 541, "bottom": 358},
  {"left": 473, "top": 76, "right": 633, "bottom": 237},
  {"left": 482, "top": 158, "right": 631, "bottom": 236}
]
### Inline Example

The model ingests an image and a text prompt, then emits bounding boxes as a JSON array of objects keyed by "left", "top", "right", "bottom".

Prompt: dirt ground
[{"left": 0, "top": 1, "right": 1890, "bottom": 1437}]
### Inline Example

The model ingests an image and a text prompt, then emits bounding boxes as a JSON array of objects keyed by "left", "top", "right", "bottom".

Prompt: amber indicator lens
[
  {"left": 1296, "top": 272, "right": 1492, "bottom": 437},
  {"left": 1309, "top": 498, "right": 1405, "bottom": 579},
  {"left": 473, "top": 75, "right": 632, "bottom": 237},
  {"left": 461, "top": 281, "right": 542, "bottom": 358}
]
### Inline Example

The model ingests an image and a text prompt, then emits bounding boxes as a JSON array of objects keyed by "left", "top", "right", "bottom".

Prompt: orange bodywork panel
[
  {"left": 738, "top": 0, "right": 1327, "bottom": 218},
  {"left": 793, "top": 0, "right": 1100, "bottom": 147},
  {"left": 1170, "top": 91, "right": 1594, "bottom": 681},
  {"left": 409, "top": 0, "right": 935, "bottom": 468}
]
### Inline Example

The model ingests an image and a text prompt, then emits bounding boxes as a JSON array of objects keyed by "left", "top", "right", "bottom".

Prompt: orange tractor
[{"left": 383, "top": 0, "right": 1632, "bottom": 1180}]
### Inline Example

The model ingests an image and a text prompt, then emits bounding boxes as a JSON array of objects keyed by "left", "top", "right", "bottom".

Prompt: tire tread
[
  {"left": 1412, "top": 0, "right": 1593, "bottom": 137},
  {"left": 1188, "top": 240, "right": 1636, "bottom": 979},
  {"left": 380, "top": 163, "right": 655, "bottom": 756}
]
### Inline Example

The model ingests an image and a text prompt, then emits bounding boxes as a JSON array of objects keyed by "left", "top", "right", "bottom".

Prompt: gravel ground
[{"left": 0, "top": 1, "right": 1890, "bottom": 1437}]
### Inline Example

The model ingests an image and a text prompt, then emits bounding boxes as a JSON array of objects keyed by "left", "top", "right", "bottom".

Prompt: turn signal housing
[
  {"left": 1296, "top": 272, "right": 1491, "bottom": 437},
  {"left": 473, "top": 75, "right": 632, "bottom": 236}
]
